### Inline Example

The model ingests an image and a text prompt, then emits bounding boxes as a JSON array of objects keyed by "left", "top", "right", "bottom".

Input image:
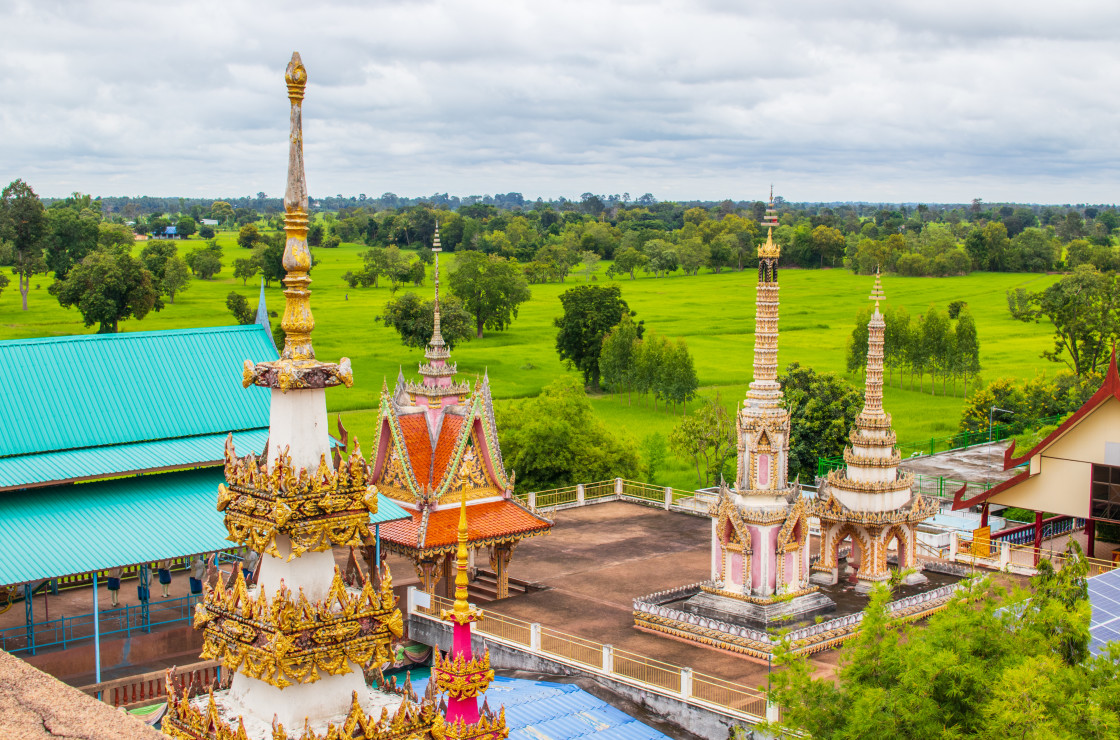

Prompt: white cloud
[{"left": 0, "top": 0, "right": 1117, "bottom": 202}]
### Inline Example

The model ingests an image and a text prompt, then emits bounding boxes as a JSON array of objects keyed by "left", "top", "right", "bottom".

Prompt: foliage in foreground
[
  {"left": 959, "top": 371, "right": 1100, "bottom": 436},
  {"left": 496, "top": 376, "right": 640, "bottom": 492},
  {"left": 761, "top": 544, "right": 1120, "bottom": 739}
]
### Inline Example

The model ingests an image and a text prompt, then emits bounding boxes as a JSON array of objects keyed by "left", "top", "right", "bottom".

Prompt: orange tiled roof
[
  {"left": 398, "top": 414, "right": 432, "bottom": 487},
  {"left": 379, "top": 499, "right": 551, "bottom": 554},
  {"left": 431, "top": 415, "right": 464, "bottom": 486}
]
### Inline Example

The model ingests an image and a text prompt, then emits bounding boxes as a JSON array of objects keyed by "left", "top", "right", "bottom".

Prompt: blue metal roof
[
  {"left": 412, "top": 675, "right": 670, "bottom": 739},
  {"left": 0, "top": 429, "right": 270, "bottom": 491},
  {"left": 370, "top": 492, "right": 410, "bottom": 525},
  {"left": 1089, "top": 567, "right": 1120, "bottom": 657},
  {"left": 0, "top": 465, "right": 410, "bottom": 584},
  {"left": 0, "top": 324, "right": 275, "bottom": 462}
]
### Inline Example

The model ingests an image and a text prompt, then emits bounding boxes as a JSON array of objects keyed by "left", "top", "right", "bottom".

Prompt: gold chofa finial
[{"left": 285, "top": 52, "right": 307, "bottom": 103}]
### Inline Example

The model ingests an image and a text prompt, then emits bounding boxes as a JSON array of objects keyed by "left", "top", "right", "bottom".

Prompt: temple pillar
[
  {"left": 415, "top": 557, "right": 445, "bottom": 598},
  {"left": 1033, "top": 510, "right": 1044, "bottom": 566},
  {"left": 489, "top": 543, "right": 514, "bottom": 600},
  {"left": 980, "top": 502, "right": 990, "bottom": 529}
]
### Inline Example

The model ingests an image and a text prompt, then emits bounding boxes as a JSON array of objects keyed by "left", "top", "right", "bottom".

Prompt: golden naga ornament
[
  {"left": 219, "top": 435, "right": 378, "bottom": 558},
  {"left": 195, "top": 567, "right": 403, "bottom": 689},
  {"left": 440, "top": 710, "right": 509, "bottom": 740},
  {"left": 432, "top": 648, "right": 495, "bottom": 701}
]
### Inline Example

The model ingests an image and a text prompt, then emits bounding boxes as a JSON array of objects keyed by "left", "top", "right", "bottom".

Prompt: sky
[{"left": 1, "top": 0, "right": 1118, "bottom": 204}]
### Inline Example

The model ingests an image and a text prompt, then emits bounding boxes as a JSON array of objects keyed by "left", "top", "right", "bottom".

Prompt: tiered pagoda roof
[{"left": 371, "top": 231, "right": 550, "bottom": 563}]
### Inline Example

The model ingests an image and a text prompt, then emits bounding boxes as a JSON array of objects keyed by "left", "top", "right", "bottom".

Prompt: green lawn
[{"left": 0, "top": 234, "right": 1062, "bottom": 490}]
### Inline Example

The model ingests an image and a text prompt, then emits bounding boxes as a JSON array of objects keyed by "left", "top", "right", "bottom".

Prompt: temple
[
  {"left": 701, "top": 191, "right": 824, "bottom": 621},
  {"left": 161, "top": 52, "right": 491, "bottom": 740},
  {"left": 811, "top": 273, "right": 937, "bottom": 591},
  {"left": 372, "top": 228, "right": 551, "bottom": 600}
]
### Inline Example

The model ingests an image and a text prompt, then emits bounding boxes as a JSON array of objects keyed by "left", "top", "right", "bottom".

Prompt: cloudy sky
[{"left": 2, "top": 0, "right": 1117, "bottom": 203}]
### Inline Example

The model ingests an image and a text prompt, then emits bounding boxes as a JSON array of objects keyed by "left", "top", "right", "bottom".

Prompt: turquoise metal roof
[
  {"left": 370, "top": 493, "right": 410, "bottom": 525},
  {"left": 0, "top": 429, "right": 270, "bottom": 491},
  {"left": 0, "top": 325, "right": 276, "bottom": 459},
  {"left": 0, "top": 467, "right": 411, "bottom": 584}
]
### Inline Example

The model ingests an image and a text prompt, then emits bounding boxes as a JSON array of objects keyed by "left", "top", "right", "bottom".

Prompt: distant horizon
[{"left": 4, "top": 3, "right": 1118, "bottom": 205}]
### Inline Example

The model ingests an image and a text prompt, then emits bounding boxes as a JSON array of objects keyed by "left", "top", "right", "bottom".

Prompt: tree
[
  {"left": 497, "top": 377, "right": 640, "bottom": 492},
  {"left": 641, "top": 433, "right": 667, "bottom": 483},
  {"left": 599, "top": 314, "right": 639, "bottom": 403},
  {"left": 606, "top": 247, "right": 648, "bottom": 279},
  {"left": 448, "top": 251, "right": 531, "bottom": 338},
  {"left": 50, "top": 249, "right": 162, "bottom": 333},
  {"left": 210, "top": 201, "right": 235, "bottom": 225},
  {"left": 763, "top": 544, "right": 1118, "bottom": 740},
  {"left": 176, "top": 216, "right": 197, "bottom": 239},
  {"left": 161, "top": 256, "right": 191, "bottom": 304},
  {"left": 379, "top": 292, "right": 473, "bottom": 350},
  {"left": 1007, "top": 266, "right": 1119, "bottom": 376},
  {"left": 238, "top": 223, "right": 261, "bottom": 250},
  {"left": 669, "top": 395, "right": 735, "bottom": 485},
  {"left": 226, "top": 292, "right": 254, "bottom": 325},
  {"left": 810, "top": 225, "right": 845, "bottom": 267},
  {"left": 98, "top": 222, "right": 134, "bottom": 253},
  {"left": 952, "top": 308, "right": 982, "bottom": 395},
  {"left": 0, "top": 272, "right": 8, "bottom": 296},
  {"left": 45, "top": 205, "right": 99, "bottom": 280},
  {"left": 578, "top": 250, "right": 600, "bottom": 280},
  {"left": 0, "top": 179, "right": 48, "bottom": 310},
  {"left": 555, "top": 284, "right": 633, "bottom": 389},
  {"left": 254, "top": 236, "right": 285, "bottom": 287},
  {"left": 779, "top": 362, "right": 862, "bottom": 480},
  {"left": 234, "top": 257, "right": 259, "bottom": 285},
  {"left": 662, "top": 339, "right": 699, "bottom": 414},
  {"left": 185, "top": 245, "right": 222, "bottom": 279},
  {"left": 676, "top": 237, "right": 709, "bottom": 275}
]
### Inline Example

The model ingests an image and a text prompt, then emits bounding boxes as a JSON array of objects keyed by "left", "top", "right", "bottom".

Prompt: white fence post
[
  {"left": 615, "top": 477, "right": 623, "bottom": 495},
  {"left": 949, "top": 531, "right": 959, "bottom": 559},
  {"left": 999, "top": 542, "right": 1011, "bottom": 569},
  {"left": 577, "top": 484, "right": 585, "bottom": 506},
  {"left": 530, "top": 623, "right": 541, "bottom": 652},
  {"left": 664, "top": 487, "right": 672, "bottom": 511},
  {"left": 602, "top": 644, "right": 613, "bottom": 673},
  {"left": 528, "top": 488, "right": 536, "bottom": 511},
  {"left": 766, "top": 701, "right": 780, "bottom": 724},
  {"left": 680, "top": 667, "right": 693, "bottom": 699}
]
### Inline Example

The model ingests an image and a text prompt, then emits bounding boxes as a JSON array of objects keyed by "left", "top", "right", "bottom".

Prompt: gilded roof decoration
[
  {"left": 219, "top": 435, "right": 377, "bottom": 558},
  {"left": 194, "top": 567, "right": 403, "bottom": 689}
]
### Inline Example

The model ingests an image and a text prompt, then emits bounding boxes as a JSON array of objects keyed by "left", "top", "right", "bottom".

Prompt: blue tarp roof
[
  {"left": 413, "top": 675, "right": 669, "bottom": 740},
  {"left": 0, "top": 466, "right": 409, "bottom": 584}
]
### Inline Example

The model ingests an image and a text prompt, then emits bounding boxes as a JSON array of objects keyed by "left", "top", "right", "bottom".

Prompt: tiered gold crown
[
  {"left": 218, "top": 434, "right": 377, "bottom": 558},
  {"left": 195, "top": 566, "right": 403, "bottom": 688}
]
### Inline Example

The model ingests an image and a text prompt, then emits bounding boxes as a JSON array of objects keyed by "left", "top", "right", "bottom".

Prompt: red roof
[
  {"left": 432, "top": 415, "right": 464, "bottom": 486},
  {"left": 398, "top": 414, "right": 432, "bottom": 488},
  {"left": 379, "top": 499, "right": 551, "bottom": 554},
  {"left": 952, "top": 347, "right": 1120, "bottom": 510}
]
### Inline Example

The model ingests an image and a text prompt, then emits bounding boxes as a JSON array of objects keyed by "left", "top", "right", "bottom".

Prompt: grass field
[{"left": 0, "top": 232, "right": 1062, "bottom": 489}]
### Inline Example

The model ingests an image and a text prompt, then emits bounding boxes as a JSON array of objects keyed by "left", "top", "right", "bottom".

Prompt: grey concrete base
[
  {"left": 675, "top": 590, "right": 836, "bottom": 628},
  {"left": 408, "top": 615, "right": 769, "bottom": 740},
  {"left": 810, "top": 570, "right": 838, "bottom": 586},
  {"left": 902, "top": 572, "right": 929, "bottom": 586}
]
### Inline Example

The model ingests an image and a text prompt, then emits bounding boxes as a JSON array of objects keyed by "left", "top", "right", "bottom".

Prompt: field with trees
[{"left": 6, "top": 185, "right": 1117, "bottom": 489}]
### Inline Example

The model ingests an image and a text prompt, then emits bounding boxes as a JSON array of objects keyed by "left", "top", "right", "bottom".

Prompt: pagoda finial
[
  {"left": 452, "top": 490, "right": 470, "bottom": 619},
  {"left": 280, "top": 52, "right": 313, "bottom": 361},
  {"left": 758, "top": 186, "right": 781, "bottom": 260},
  {"left": 861, "top": 274, "right": 887, "bottom": 417},
  {"left": 869, "top": 268, "right": 886, "bottom": 311},
  {"left": 431, "top": 224, "right": 445, "bottom": 350},
  {"left": 240, "top": 52, "right": 352, "bottom": 393}
]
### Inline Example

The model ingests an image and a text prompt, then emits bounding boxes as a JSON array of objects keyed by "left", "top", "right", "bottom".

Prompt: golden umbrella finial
[{"left": 453, "top": 489, "right": 471, "bottom": 618}]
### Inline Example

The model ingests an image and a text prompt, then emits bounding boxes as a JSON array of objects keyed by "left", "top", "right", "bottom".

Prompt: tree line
[{"left": 846, "top": 301, "right": 981, "bottom": 397}]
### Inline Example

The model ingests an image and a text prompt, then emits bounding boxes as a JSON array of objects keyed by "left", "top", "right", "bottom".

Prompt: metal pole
[
  {"left": 92, "top": 571, "right": 101, "bottom": 693},
  {"left": 24, "top": 583, "right": 34, "bottom": 655}
]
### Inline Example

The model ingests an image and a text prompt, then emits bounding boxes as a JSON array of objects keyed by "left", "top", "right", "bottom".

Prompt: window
[{"left": 1091, "top": 464, "right": 1120, "bottom": 523}]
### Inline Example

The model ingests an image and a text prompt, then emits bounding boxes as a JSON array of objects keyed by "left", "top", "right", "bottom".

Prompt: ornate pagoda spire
[
  {"left": 419, "top": 224, "right": 454, "bottom": 387},
  {"left": 735, "top": 189, "right": 792, "bottom": 496},
  {"left": 243, "top": 52, "right": 351, "bottom": 394},
  {"left": 432, "top": 494, "right": 507, "bottom": 739}
]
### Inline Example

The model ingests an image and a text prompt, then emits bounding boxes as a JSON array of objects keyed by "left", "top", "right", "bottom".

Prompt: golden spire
[
  {"left": 758, "top": 187, "right": 781, "bottom": 260},
  {"left": 869, "top": 268, "right": 886, "bottom": 311},
  {"left": 241, "top": 52, "right": 352, "bottom": 393},
  {"left": 280, "top": 52, "right": 313, "bottom": 362},
  {"left": 452, "top": 489, "right": 471, "bottom": 619}
]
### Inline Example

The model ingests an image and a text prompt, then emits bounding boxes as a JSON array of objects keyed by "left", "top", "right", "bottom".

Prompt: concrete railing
[
  {"left": 81, "top": 659, "right": 221, "bottom": 709},
  {"left": 521, "top": 478, "right": 711, "bottom": 517},
  {"left": 408, "top": 588, "right": 773, "bottom": 725}
]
